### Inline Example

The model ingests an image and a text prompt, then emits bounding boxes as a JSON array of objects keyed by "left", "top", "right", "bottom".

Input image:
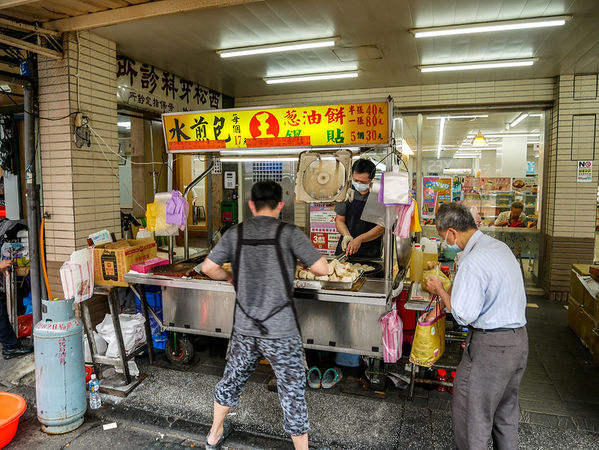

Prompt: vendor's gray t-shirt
[
  {"left": 206, "top": 216, "right": 322, "bottom": 338},
  {"left": 334, "top": 190, "right": 369, "bottom": 216}
]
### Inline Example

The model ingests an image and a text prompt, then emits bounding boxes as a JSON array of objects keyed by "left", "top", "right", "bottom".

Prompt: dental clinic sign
[
  {"left": 116, "top": 55, "right": 222, "bottom": 114},
  {"left": 577, "top": 160, "right": 593, "bottom": 183}
]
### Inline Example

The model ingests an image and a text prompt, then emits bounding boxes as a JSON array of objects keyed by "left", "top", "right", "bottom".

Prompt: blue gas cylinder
[{"left": 34, "top": 298, "right": 86, "bottom": 434}]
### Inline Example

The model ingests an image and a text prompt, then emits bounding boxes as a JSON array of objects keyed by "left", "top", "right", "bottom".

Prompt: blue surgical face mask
[
  {"left": 445, "top": 231, "right": 461, "bottom": 251},
  {"left": 352, "top": 181, "right": 370, "bottom": 192}
]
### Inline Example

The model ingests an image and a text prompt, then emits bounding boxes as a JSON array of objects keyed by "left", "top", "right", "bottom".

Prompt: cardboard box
[
  {"left": 579, "top": 309, "right": 596, "bottom": 350},
  {"left": 572, "top": 264, "right": 590, "bottom": 276},
  {"left": 568, "top": 295, "right": 583, "bottom": 337},
  {"left": 570, "top": 269, "right": 585, "bottom": 303},
  {"left": 94, "top": 238, "right": 157, "bottom": 287}
]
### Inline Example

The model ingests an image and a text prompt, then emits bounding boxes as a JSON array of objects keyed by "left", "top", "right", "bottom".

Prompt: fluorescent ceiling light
[
  {"left": 454, "top": 154, "right": 481, "bottom": 159},
  {"left": 466, "top": 133, "right": 540, "bottom": 138},
  {"left": 443, "top": 168, "right": 473, "bottom": 174},
  {"left": 436, "top": 117, "right": 446, "bottom": 159},
  {"left": 264, "top": 71, "right": 358, "bottom": 84},
  {"left": 419, "top": 58, "right": 535, "bottom": 73},
  {"left": 410, "top": 15, "right": 570, "bottom": 38},
  {"left": 217, "top": 37, "right": 339, "bottom": 58},
  {"left": 509, "top": 113, "right": 529, "bottom": 128},
  {"left": 426, "top": 114, "right": 488, "bottom": 120},
  {"left": 220, "top": 157, "right": 298, "bottom": 163},
  {"left": 117, "top": 121, "right": 131, "bottom": 129}
]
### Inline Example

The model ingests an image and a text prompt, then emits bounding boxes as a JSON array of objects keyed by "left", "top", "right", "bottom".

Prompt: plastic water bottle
[{"left": 89, "top": 374, "right": 101, "bottom": 410}]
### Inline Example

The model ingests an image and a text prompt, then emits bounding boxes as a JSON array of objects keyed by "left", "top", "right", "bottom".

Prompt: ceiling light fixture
[
  {"left": 217, "top": 37, "right": 339, "bottom": 58},
  {"left": 219, "top": 157, "right": 299, "bottom": 163},
  {"left": 466, "top": 133, "right": 540, "bottom": 138},
  {"left": 264, "top": 70, "right": 358, "bottom": 84},
  {"left": 472, "top": 131, "right": 487, "bottom": 147},
  {"left": 437, "top": 117, "right": 446, "bottom": 159},
  {"left": 509, "top": 113, "right": 529, "bottom": 128},
  {"left": 426, "top": 114, "right": 488, "bottom": 120},
  {"left": 117, "top": 121, "right": 131, "bottom": 129},
  {"left": 419, "top": 58, "right": 535, "bottom": 73},
  {"left": 410, "top": 15, "right": 570, "bottom": 38}
]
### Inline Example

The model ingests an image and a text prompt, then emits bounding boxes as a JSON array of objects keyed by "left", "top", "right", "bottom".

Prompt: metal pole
[
  {"left": 416, "top": 114, "right": 423, "bottom": 227},
  {"left": 149, "top": 120, "right": 157, "bottom": 194},
  {"left": 183, "top": 160, "right": 214, "bottom": 260},
  {"left": 24, "top": 82, "right": 42, "bottom": 324},
  {"left": 167, "top": 152, "right": 174, "bottom": 264}
]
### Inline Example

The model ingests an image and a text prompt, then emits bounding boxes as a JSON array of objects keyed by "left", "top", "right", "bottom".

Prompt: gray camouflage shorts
[{"left": 214, "top": 333, "right": 309, "bottom": 436}]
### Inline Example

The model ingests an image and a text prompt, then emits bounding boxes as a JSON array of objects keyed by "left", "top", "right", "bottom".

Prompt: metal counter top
[{"left": 124, "top": 272, "right": 392, "bottom": 306}]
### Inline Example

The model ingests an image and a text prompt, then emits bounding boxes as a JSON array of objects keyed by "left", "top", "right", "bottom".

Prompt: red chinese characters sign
[{"left": 162, "top": 100, "right": 391, "bottom": 152}]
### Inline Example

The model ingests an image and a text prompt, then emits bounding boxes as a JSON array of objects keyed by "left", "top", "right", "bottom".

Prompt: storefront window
[{"left": 403, "top": 111, "right": 545, "bottom": 288}]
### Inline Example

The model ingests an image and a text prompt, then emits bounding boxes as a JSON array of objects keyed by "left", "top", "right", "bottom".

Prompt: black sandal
[{"left": 205, "top": 421, "right": 232, "bottom": 450}]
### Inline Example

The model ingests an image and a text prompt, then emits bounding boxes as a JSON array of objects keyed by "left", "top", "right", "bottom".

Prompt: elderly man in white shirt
[{"left": 425, "top": 202, "right": 528, "bottom": 450}]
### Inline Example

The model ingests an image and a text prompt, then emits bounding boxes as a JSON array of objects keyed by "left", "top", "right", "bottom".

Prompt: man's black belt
[{"left": 471, "top": 326, "right": 522, "bottom": 333}]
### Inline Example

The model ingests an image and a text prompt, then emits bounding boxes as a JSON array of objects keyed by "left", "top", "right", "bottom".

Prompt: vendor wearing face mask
[{"left": 334, "top": 159, "right": 384, "bottom": 257}]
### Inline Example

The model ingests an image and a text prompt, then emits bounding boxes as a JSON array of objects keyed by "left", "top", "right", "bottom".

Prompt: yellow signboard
[{"left": 162, "top": 100, "right": 391, "bottom": 152}]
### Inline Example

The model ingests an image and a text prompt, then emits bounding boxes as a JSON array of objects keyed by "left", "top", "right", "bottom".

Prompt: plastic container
[
  {"left": 0, "top": 392, "right": 26, "bottom": 448},
  {"left": 136, "top": 227, "right": 154, "bottom": 240},
  {"left": 410, "top": 244, "right": 423, "bottom": 282},
  {"left": 436, "top": 368, "right": 447, "bottom": 392},
  {"left": 134, "top": 286, "right": 167, "bottom": 350},
  {"left": 88, "top": 374, "right": 101, "bottom": 410},
  {"left": 84, "top": 366, "right": 93, "bottom": 384},
  {"left": 440, "top": 266, "right": 451, "bottom": 279},
  {"left": 334, "top": 352, "right": 361, "bottom": 367}
]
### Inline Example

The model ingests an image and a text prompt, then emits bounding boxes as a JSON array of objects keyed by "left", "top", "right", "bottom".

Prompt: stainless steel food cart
[{"left": 125, "top": 99, "right": 409, "bottom": 362}]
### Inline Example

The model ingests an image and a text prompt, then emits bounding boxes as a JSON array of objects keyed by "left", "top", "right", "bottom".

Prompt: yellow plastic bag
[
  {"left": 146, "top": 201, "right": 157, "bottom": 232},
  {"left": 422, "top": 267, "right": 452, "bottom": 293},
  {"left": 409, "top": 300, "right": 446, "bottom": 368}
]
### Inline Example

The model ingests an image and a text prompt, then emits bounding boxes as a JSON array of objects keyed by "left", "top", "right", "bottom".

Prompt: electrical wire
[{"left": 88, "top": 123, "right": 147, "bottom": 211}]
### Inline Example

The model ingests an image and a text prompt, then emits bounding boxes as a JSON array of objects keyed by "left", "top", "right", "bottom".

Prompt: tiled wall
[
  {"left": 541, "top": 74, "right": 599, "bottom": 295},
  {"left": 38, "top": 31, "right": 119, "bottom": 286},
  {"left": 236, "top": 78, "right": 557, "bottom": 108}
]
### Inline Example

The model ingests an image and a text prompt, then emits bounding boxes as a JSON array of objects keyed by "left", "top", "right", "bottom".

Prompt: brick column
[
  {"left": 38, "top": 31, "right": 119, "bottom": 295},
  {"left": 541, "top": 74, "right": 599, "bottom": 300}
]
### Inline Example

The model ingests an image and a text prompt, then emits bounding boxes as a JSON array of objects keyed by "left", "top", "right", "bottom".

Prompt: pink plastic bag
[{"left": 379, "top": 309, "right": 403, "bottom": 363}]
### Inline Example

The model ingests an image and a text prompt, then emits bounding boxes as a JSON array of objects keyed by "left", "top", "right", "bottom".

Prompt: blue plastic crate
[{"left": 134, "top": 286, "right": 167, "bottom": 350}]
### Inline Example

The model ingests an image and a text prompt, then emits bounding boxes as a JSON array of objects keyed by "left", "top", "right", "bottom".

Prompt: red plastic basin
[{"left": 0, "top": 392, "right": 27, "bottom": 449}]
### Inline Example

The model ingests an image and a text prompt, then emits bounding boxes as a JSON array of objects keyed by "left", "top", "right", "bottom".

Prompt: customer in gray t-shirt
[{"left": 202, "top": 180, "right": 328, "bottom": 450}]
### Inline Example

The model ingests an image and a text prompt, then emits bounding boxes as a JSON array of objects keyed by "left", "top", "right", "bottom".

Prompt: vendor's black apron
[
  {"left": 231, "top": 221, "right": 301, "bottom": 336},
  {"left": 335, "top": 193, "right": 382, "bottom": 258}
]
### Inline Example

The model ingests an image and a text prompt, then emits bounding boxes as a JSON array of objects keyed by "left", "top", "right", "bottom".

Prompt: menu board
[
  {"left": 422, "top": 177, "right": 452, "bottom": 218},
  {"left": 309, "top": 205, "right": 340, "bottom": 255}
]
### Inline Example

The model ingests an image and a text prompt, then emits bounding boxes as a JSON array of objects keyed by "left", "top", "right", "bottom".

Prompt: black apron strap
[{"left": 230, "top": 221, "right": 300, "bottom": 337}]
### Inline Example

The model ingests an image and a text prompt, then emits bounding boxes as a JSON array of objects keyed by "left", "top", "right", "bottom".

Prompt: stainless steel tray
[{"left": 294, "top": 270, "right": 364, "bottom": 290}]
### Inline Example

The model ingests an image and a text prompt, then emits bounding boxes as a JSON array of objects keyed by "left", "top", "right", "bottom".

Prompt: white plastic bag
[
  {"left": 60, "top": 248, "right": 94, "bottom": 303},
  {"left": 96, "top": 313, "right": 146, "bottom": 358},
  {"left": 380, "top": 171, "right": 410, "bottom": 206},
  {"left": 83, "top": 331, "right": 108, "bottom": 363}
]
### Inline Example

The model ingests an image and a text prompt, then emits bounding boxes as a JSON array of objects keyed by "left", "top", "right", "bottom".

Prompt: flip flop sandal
[
  {"left": 321, "top": 367, "right": 343, "bottom": 389},
  {"left": 205, "top": 421, "right": 233, "bottom": 450},
  {"left": 307, "top": 367, "right": 322, "bottom": 389}
]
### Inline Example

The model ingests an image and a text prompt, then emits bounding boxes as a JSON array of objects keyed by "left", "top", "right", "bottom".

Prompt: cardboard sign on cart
[{"left": 93, "top": 238, "right": 157, "bottom": 287}]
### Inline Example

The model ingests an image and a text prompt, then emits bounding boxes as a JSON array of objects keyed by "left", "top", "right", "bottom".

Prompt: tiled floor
[
  {"left": 519, "top": 295, "right": 599, "bottom": 432},
  {"left": 149, "top": 294, "right": 599, "bottom": 434}
]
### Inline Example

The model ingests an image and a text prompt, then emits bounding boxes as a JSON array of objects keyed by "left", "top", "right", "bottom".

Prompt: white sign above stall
[
  {"left": 116, "top": 55, "right": 222, "bottom": 114},
  {"left": 577, "top": 160, "right": 593, "bottom": 182}
]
